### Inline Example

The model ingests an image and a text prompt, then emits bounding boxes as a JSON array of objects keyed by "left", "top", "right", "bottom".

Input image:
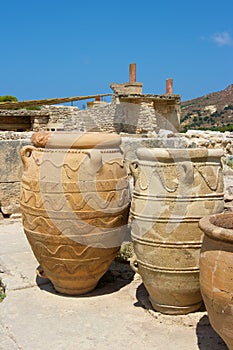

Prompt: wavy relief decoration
[
  {"left": 103, "top": 159, "right": 125, "bottom": 168},
  {"left": 137, "top": 165, "right": 179, "bottom": 193},
  {"left": 31, "top": 240, "right": 118, "bottom": 261},
  {"left": 23, "top": 214, "right": 56, "bottom": 234},
  {"left": 31, "top": 241, "right": 92, "bottom": 259},
  {"left": 63, "top": 189, "right": 130, "bottom": 211},
  {"left": 21, "top": 191, "right": 43, "bottom": 209},
  {"left": 23, "top": 212, "right": 126, "bottom": 234},
  {"left": 23, "top": 214, "right": 94, "bottom": 234},
  {"left": 42, "top": 257, "right": 112, "bottom": 275},
  {"left": 193, "top": 164, "right": 222, "bottom": 192},
  {"left": 31, "top": 152, "right": 86, "bottom": 170}
]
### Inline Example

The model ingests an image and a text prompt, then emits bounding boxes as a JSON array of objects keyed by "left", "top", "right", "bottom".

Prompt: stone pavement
[{"left": 0, "top": 219, "right": 228, "bottom": 350}]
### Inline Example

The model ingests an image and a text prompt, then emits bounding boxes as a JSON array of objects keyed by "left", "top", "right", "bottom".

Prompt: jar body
[
  {"left": 21, "top": 132, "right": 130, "bottom": 294},
  {"left": 130, "top": 148, "right": 224, "bottom": 314},
  {"left": 200, "top": 212, "right": 233, "bottom": 350}
]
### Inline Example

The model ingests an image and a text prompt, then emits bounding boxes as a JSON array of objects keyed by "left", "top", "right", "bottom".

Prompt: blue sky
[{"left": 1, "top": 0, "right": 233, "bottom": 104}]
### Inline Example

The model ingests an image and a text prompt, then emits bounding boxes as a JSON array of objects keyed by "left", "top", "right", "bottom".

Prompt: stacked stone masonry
[
  {"left": 110, "top": 82, "right": 143, "bottom": 96},
  {"left": 0, "top": 109, "right": 50, "bottom": 131},
  {"left": 0, "top": 132, "right": 33, "bottom": 217},
  {"left": 41, "top": 97, "right": 179, "bottom": 134}
]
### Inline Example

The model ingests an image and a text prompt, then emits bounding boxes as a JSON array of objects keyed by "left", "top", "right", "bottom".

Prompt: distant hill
[{"left": 180, "top": 84, "right": 233, "bottom": 132}]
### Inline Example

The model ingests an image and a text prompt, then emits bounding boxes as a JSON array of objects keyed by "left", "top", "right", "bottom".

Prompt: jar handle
[
  {"left": 36, "top": 265, "right": 48, "bottom": 279},
  {"left": 87, "top": 149, "right": 103, "bottom": 174},
  {"left": 20, "top": 146, "right": 34, "bottom": 170},
  {"left": 130, "top": 254, "right": 139, "bottom": 273},
  {"left": 130, "top": 160, "right": 139, "bottom": 182}
]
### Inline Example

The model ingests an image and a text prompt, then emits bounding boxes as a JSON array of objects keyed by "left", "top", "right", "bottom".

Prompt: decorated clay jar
[
  {"left": 20, "top": 132, "right": 130, "bottom": 295},
  {"left": 130, "top": 147, "right": 224, "bottom": 314}
]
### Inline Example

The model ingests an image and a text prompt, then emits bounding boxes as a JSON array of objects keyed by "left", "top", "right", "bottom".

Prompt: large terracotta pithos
[
  {"left": 130, "top": 148, "right": 224, "bottom": 315},
  {"left": 199, "top": 212, "right": 233, "bottom": 350},
  {"left": 20, "top": 132, "right": 130, "bottom": 295}
]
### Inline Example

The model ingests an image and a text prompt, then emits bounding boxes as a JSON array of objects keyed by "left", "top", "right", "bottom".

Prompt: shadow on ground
[
  {"left": 196, "top": 315, "right": 228, "bottom": 350},
  {"left": 134, "top": 283, "right": 228, "bottom": 350},
  {"left": 134, "top": 282, "right": 207, "bottom": 313},
  {"left": 134, "top": 282, "right": 154, "bottom": 311},
  {"left": 36, "top": 260, "right": 135, "bottom": 298}
]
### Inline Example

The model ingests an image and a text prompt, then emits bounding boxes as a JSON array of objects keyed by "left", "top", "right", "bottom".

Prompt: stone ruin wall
[
  {"left": 0, "top": 132, "right": 33, "bottom": 218},
  {"left": 42, "top": 101, "right": 159, "bottom": 134},
  {"left": 110, "top": 82, "right": 143, "bottom": 96},
  {"left": 0, "top": 109, "right": 50, "bottom": 132},
  {"left": 0, "top": 99, "right": 179, "bottom": 135},
  {"left": 1, "top": 129, "right": 233, "bottom": 218},
  {"left": 155, "top": 100, "right": 180, "bottom": 132}
]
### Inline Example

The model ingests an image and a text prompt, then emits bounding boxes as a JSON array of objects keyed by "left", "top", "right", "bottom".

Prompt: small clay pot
[{"left": 199, "top": 212, "right": 233, "bottom": 350}]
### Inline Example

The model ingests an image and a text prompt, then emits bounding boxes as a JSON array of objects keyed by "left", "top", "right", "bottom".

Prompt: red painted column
[
  {"left": 129, "top": 63, "right": 136, "bottom": 83},
  {"left": 166, "top": 78, "right": 173, "bottom": 94}
]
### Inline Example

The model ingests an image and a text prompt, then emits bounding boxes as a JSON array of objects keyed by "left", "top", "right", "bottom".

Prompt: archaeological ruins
[{"left": 1, "top": 64, "right": 233, "bottom": 218}]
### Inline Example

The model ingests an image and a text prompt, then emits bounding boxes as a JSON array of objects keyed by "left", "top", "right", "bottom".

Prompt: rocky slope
[{"left": 180, "top": 84, "right": 233, "bottom": 132}]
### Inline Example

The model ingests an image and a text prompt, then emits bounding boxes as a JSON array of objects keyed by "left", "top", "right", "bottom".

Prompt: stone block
[
  {"left": 0, "top": 139, "right": 31, "bottom": 183},
  {"left": 224, "top": 175, "right": 233, "bottom": 201},
  {"left": 0, "top": 182, "right": 21, "bottom": 215}
]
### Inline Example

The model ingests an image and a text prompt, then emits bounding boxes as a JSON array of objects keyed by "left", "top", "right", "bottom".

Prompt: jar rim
[
  {"left": 199, "top": 212, "right": 233, "bottom": 243},
  {"left": 31, "top": 131, "right": 121, "bottom": 149},
  {"left": 136, "top": 147, "right": 224, "bottom": 161}
]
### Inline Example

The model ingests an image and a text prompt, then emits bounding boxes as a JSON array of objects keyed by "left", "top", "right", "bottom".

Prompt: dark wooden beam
[{"left": 0, "top": 93, "right": 112, "bottom": 109}]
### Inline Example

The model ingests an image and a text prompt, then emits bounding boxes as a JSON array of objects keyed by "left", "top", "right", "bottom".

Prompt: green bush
[
  {"left": 211, "top": 111, "right": 220, "bottom": 118},
  {"left": 0, "top": 280, "right": 5, "bottom": 302},
  {"left": 25, "top": 106, "right": 41, "bottom": 110},
  {"left": 0, "top": 95, "right": 18, "bottom": 102},
  {"left": 224, "top": 105, "right": 233, "bottom": 110}
]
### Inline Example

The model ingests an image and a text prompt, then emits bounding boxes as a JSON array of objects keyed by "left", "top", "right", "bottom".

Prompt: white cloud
[{"left": 212, "top": 31, "right": 233, "bottom": 46}]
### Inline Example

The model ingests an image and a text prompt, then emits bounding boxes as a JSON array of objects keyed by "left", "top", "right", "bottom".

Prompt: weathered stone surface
[
  {"left": 0, "top": 137, "right": 31, "bottom": 215},
  {"left": 42, "top": 96, "right": 178, "bottom": 134},
  {"left": 224, "top": 175, "right": 233, "bottom": 201},
  {"left": 0, "top": 110, "right": 50, "bottom": 132},
  {"left": 0, "top": 220, "right": 38, "bottom": 291},
  {"left": 0, "top": 131, "right": 33, "bottom": 141},
  {"left": 0, "top": 139, "right": 31, "bottom": 182},
  {"left": 177, "top": 130, "right": 233, "bottom": 156},
  {"left": 0, "top": 324, "right": 19, "bottom": 350},
  {"left": 0, "top": 220, "right": 227, "bottom": 350},
  {"left": 110, "top": 82, "right": 143, "bottom": 95},
  {"left": 0, "top": 182, "right": 21, "bottom": 215}
]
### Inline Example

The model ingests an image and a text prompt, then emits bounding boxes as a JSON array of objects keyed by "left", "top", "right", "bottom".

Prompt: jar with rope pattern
[
  {"left": 130, "top": 147, "right": 224, "bottom": 315},
  {"left": 20, "top": 131, "right": 130, "bottom": 295}
]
